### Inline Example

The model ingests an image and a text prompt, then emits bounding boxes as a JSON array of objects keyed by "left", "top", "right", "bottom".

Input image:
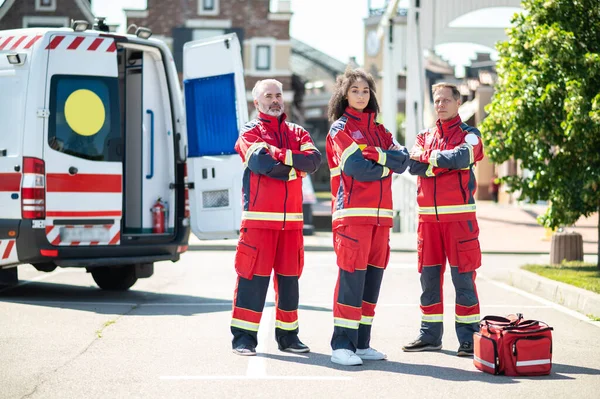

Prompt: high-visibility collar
[
  {"left": 435, "top": 114, "right": 462, "bottom": 138},
  {"left": 342, "top": 106, "right": 377, "bottom": 131}
]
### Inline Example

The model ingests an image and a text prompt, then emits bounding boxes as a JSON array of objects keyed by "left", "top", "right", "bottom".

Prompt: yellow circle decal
[{"left": 64, "top": 89, "right": 105, "bottom": 136}]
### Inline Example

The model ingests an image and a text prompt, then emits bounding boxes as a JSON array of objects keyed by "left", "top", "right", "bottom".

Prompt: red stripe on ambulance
[
  {"left": 46, "top": 35, "right": 65, "bottom": 49},
  {"left": 87, "top": 38, "right": 103, "bottom": 51},
  {"left": 67, "top": 36, "right": 85, "bottom": 50},
  {"left": 106, "top": 42, "right": 116, "bottom": 52},
  {"left": 0, "top": 36, "right": 14, "bottom": 50},
  {"left": 46, "top": 211, "right": 122, "bottom": 217},
  {"left": 0, "top": 173, "right": 21, "bottom": 192},
  {"left": 46, "top": 173, "right": 122, "bottom": 193},
  {"left": 24, "top": 35, "right": 41, "bottom": 49},
  {"left": 10, "top": 36, "right": 26, "bottom": 50},
  {"left": 2, "top": 240, "right": 15, "bottom": 259}
]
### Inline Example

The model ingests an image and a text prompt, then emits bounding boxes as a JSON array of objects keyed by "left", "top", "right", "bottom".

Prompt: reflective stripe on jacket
[
  {"left": 235, "top": 112, "right": 321, "bottom": 229},
  {"left": 326, "top": 107, "right": 409, "bottom": 229},
  {"left": 408, "top": 115, "right": 484, "bottom": 222}
]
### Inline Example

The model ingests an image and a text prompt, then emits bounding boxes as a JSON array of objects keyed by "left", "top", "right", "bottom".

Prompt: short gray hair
[
  {"left": 252, "top": 79, "right": 283, "bottom": 100},
  {"left": 431, "top": 82, "right": 461, "bottom": 100}
]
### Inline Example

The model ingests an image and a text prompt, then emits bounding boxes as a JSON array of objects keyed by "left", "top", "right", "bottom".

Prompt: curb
[
  {"left": 188, "top": 245, "right": 596, "bottom": 256},
  {"left": 507, "top": 268, "right": 600, "bottom": 318}
]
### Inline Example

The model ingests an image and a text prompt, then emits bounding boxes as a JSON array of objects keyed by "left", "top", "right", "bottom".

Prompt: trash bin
[{"left": 550, "top": 231, "right": 583, "bottom": 265}]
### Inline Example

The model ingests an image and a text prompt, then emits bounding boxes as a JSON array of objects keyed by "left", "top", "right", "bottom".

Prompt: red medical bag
[{"left": 474, "top": 314, "right": 553, "bottom": 376}]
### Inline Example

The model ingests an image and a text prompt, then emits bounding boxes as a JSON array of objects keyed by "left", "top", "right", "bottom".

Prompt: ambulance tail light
[
  {"left": 184, "top": 164, "right": 190, "bottom": 219},
  {"left": 22, "top": 157, "right": 46, "bottom": 220}
]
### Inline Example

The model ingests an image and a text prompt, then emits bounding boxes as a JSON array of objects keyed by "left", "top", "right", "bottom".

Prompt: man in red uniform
[
  {"left": 402, "top": 82, "right": 484, "bottom": 356},
  {"left": 231, "top": 79, "right": 321, "bottom": 356}
]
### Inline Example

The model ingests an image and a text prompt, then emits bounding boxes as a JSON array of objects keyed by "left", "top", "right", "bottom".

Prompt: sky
[{"left": 1, "top": 0, "right": 522, "bottom": 73}]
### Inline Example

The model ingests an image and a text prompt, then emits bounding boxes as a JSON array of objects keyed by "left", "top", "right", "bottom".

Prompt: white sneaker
[
  {"left": 331, "top": 349, "right": 363, "bottom": 366},
  {"left": 356, "top": 347, "right": 387, "bottom": 360}
]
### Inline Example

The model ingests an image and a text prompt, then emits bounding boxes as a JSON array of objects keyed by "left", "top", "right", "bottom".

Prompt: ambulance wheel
[{"left": 91, "top": 266, "right": 138, "bottom": 291}]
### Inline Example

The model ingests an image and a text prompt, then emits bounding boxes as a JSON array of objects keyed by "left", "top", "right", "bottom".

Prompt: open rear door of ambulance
[{"left": 183, "top": 33, "right": 248, "bottom": 239}]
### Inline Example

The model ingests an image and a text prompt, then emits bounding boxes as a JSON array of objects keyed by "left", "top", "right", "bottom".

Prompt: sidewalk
[
  {"left": 188, "top": 200, "right": 598, "bottom": 255},
  {"left": 187, "top": 201, "right": 600, "bottom": 319}
]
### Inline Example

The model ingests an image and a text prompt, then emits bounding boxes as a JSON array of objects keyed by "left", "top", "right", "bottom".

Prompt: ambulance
[{"left": 0, "top": 19, "right": 247, "bottom": 290}]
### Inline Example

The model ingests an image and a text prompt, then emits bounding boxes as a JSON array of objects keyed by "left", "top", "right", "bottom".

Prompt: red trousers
[
  {"left": 331, "top": 224, "right": 390, "bottom": 351},
  {"left": 417, "top": 220, "right": 481, "bottom": 344},
  {"left": 231, "top": 228, "right": 304, "bottom": 347}
]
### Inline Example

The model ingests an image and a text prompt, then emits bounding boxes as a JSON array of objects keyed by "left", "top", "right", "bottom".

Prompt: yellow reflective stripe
[
  {"left": 244, "top": 142, "right": 269, "bottom": 166},
  {"left": 284, "top": 149, "right": 293, "bottom": 166},
  {"left": 466, "top": 143, "right": 474, "bottom": 164},
  {"left": 334, "top": 317, "right": 360, "bottom": 329},
  {"left": 429, "top": 149, "right": 439, "bottom": 167},
  {"left": 381, "top": 166, "right": 390, "bottom": 178},
  {"left": 332, "top": 208, "right": 394, "bottom": 220},
  {"left": 418, "top": 204, "right": 477, "bottom": 215},
  {"left": 425, "top": 163, "right": 435, "bottom": 177},
  {"left": 421, "top": 314, "right": 444, "bottom": 323},
  {"left": 275, "top": 320, "right": 299, "bottom": 331},
  {"left": 288, "top": 167, "right": 297, "bottom": 181},
  {"left": 376, "top": 147, "right": 386, "bottom": 165},
  {"left": 242, "top": 211, "right": 304, "bottom": 221},
  {"left": 340, "top": 142, "right": 360, "bottom": 170},
  {"left": 330, "top": 166, "right": 341, "bottom": 177},
  {"left": 455, "top": 314, "right": 480, "bottom": 324},
  {"left": 360, "top": 315, "right": 374, "bottom": 325},
  {"left": 301, "top": 142, "right": 317, "bottom": 151},
  {"left": 231, "top": 318, "right": 260, "bottom": 332}
]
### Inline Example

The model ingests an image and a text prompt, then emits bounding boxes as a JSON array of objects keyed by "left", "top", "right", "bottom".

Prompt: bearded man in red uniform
[
  {"left": 231, "top": 79, "right": 321, "bottom": 356},
  {"left": 402, "top": 83, "right": 484, "bottom": 357}
]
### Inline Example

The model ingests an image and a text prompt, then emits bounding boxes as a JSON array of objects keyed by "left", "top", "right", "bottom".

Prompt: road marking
[
  {"left": 246, "top": 282, "right": 275, "bottom": 377},
  {"left": 160, "top": 376, "right": 351, "bottom": 381},
  {"left": 479, "top": 273, "right": 600, "bottom": 329},
  {"left": 0, "top": 269, "right": 67, "bottom": 293}
]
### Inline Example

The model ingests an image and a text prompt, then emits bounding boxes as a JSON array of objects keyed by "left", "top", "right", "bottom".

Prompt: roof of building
[{"left": 290, "top": 38, "right": 347, "bottom": 80}]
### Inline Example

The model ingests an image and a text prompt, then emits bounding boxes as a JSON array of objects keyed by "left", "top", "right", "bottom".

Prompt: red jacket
[
  {"left": 234, "top": 112, "right": 321, "bottom": 230},
  {"left": 326, "top": 107, "right": 410, "bottom": 229},
  {"left": 409, "top": 115, "right": 484, "bottom": 222}
]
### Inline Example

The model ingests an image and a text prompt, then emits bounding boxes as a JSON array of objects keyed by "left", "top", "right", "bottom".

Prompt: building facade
[
  {"left": 124, "top": 0, "right": 294, "bottom": 116},
  {"left": 0, "top": 0, "right": 94, "bottom": 30}
]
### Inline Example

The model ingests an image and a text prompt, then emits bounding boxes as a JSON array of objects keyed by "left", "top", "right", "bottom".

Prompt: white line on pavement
[
  {"left": 479, "top": 273, "right": 600, "bottom": 329},
  {"left": 0, "top": 269, "right": 67, "bottom": 294},
  {"left": 160, "top": 376, "right": 351, "bottom": 381},
  {"left": 246, "top": 283, "right": 275, "bottom": 377}
]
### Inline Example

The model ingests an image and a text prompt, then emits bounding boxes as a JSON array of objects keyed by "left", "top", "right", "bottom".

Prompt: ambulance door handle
[
  {"left": 146, "top": 109, "right": 155, "bottom": 179},
  {"left": 68, "top": 166, "right": 78, "bottom": 175}
]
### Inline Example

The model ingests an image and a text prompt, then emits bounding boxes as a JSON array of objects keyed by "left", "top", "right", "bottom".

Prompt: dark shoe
[
  {"left": 402, "top": 338, "right": 442, "bottom": 352},
  {"left": 232, "top": 344, "right": 256, "bottom": 356},
  {"left": 277, "top": 335, "right": 310, "bottom": 353},
  {"left": 457, "top": 342, "right": 474, "bottom": 357}
]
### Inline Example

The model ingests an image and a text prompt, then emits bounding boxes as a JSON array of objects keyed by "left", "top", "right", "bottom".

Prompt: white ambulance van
[{"left": 0, "top": 20, "right": 246, "bottom": 290}]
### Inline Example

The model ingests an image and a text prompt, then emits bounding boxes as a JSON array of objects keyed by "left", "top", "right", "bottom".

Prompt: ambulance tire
[
  {"left": 91, "top": 265, "right": 138, "bottom": 291},
  {"left": 33, "top": 262, "right": 58, "bottom": 273}
]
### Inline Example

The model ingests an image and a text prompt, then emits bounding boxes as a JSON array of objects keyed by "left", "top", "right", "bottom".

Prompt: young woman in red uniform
[{"left": 326, "top": 68, "right": 410, "bottom": 366}]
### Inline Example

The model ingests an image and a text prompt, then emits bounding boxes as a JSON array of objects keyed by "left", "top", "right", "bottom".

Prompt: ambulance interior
[{"left": 117, "top": 44, "right": 175, "bottom": 237}]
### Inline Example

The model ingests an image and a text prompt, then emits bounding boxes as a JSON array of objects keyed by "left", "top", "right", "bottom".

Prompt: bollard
[{"left": 550, "top": 231, "right": 583, "bottom": 265}]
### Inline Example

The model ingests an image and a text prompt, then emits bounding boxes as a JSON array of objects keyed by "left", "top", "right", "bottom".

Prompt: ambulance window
[{"left": 48, "top": 75, "right": 121, "bottom": 162}]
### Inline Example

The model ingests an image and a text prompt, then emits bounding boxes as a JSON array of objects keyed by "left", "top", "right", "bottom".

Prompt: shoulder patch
[
  {"left": 241, "top": 119, "right": 260, "bottom": 134},
  {"left": 329, "top": 116, "right": 348, "bottom": 139},
  {"left": 461, "top": 123, "right": 481, "bottom": 137},
  {"left": 465, "top": 133, "right": 479, "bottom": 145}
]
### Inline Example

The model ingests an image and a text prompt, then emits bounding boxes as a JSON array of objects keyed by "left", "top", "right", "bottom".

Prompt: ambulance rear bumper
[{"left": 14, "top": 220, "right": 190, "bottom": 267}]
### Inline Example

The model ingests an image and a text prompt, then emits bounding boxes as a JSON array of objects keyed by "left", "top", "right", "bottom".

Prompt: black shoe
[
  {"left": 277, "top": 335, "right": 310, "bottom": 353},
  {"left": 232, "top": 344, "right": 256, "bottom": 356},
  {"left": 457, "top": 342, "right": 474, "bottom": 357},
  {"left": 402, "top": 338, "right": 442, "bottom": 352}
]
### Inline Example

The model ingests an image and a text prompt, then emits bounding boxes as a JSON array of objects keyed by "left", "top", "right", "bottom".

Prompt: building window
[
  {"left": 198, "top": 0, "right": 219, "bottom": 15},
  {"left": 23, "top": 16, "right": 69, "bottom": 28},
  {"left": 255, "top": 45, "right": 271, "bottom": 71},
  {"left": 36, "top": 0, "right": 57, "bottom": 12}
]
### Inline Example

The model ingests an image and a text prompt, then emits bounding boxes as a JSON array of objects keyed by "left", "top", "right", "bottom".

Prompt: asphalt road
[{"left": 1, "top": 251, "right": 599, "bottom": 399}]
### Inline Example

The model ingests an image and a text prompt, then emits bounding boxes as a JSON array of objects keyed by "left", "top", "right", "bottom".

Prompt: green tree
[{"left": 480, "top": 0, "right": 600, "bottom": 266}]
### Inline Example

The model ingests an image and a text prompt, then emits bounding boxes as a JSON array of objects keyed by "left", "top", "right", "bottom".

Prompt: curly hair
[{"left": 327, "top": 68, "right": 380, "bottom": 122}]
